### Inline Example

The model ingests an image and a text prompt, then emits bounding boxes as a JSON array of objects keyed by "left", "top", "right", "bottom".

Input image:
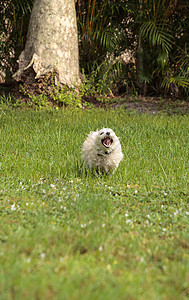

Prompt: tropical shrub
[
  {"left": 135, "top": 0, "right": 189, "bottom": 97},
  {"left": 76, "top": 0, "right": 189, "bottom": 98}
]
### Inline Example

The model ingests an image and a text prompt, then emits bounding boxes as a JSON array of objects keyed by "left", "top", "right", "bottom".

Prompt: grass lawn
[{"left": 0, "top": 107, "right": 188, "bottom": 299}]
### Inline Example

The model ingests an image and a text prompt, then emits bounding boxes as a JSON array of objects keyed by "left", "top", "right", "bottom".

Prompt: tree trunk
[{"left": 13, "top": 0, "right": 80, "bottom": 87}]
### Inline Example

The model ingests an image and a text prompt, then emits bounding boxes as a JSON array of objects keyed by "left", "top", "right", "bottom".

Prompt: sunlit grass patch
[{"left": 0, "top": 109, "right": 188, "bottom": 299}]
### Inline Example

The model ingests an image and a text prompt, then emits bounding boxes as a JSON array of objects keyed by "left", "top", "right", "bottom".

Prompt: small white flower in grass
[
  {"left": 26, "top": 257, "right": 31, "bottom": 263},
  {"left": 174, "top": 210, "right": 179, "bottom": 216},
  {"left": 164, "top": 192, "right": 168, "bottom": 196},
  {"left": 162, "top": 228, "right": 166, "bottom": 232},
  {"left": 11, "top": 204, "right": 16, "bottom": 211},
  {"left": 134, "top": 190, "right": 138, "bottom": 194},
  {"left": 102, "top": 224, "right": 105, "bottom": 228},
  {"left": 126, "top": 219, "right": 132, "bottom": 224},
  {"left": 40, "top": 253, "right": 46, "bottom": 259},
  {"left": 140, "top": 257, "right": 145, "bottom": 263},
  {"left": 186, "top": 212, "right": 189, "bottom": 215},
  {"left": 81, "top": 223, "right": 86, "bottom": 228},
  {"left": 62, "top": 188, "right": 66, "bottom": 191},
  {"left": 26, "top": 203, "right": 28, "bottom": 206},
  {"left": 99, "top": 246, "right": 103, "bottom": 251},
  {"left": 50, "top": 184, "right": 56, "bottom": 189},
  {"left": 125, "top": 213, "right": 129, "bottom": 217}
]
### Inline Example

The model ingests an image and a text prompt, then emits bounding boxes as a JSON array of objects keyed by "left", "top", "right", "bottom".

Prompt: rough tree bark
[{"left": 13, "top": 0, "right": 80, "bottom": 87}]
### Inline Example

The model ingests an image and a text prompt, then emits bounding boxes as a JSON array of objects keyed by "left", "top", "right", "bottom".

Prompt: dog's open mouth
[{"left": 101, "top": 137, "right": 113, "bottom": 148}]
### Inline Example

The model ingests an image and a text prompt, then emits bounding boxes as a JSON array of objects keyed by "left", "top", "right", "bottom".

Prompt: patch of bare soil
[{"left": 110, "top": 96, "right": 189, "bottom": 115}]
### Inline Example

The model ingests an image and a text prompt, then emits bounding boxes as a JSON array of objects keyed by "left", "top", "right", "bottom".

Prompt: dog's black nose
[{"left": 106, "top": 132, "right": 110, "bottom": 135}]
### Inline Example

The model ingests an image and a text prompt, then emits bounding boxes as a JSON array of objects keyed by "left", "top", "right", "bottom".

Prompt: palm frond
[
  {"left": 161, "top": 76, "right": 189, "bottom": 91},
  {"left": 93, "top": 29, "right": 116, "bottom": 51},
  {"left": 12, "top": 0, "right": 34, "bottom": 14},
  {"left": 140, "top": 21, "right": 174, "bottom": 53},
  {"left": 138, "top": 71, "right": 152, "bottom": 84},
  {"left": 176, "top": 53, "right": 189, "bottom": 70}
]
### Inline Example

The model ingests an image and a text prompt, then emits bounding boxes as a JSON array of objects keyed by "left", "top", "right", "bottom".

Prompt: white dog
[{"left": 81, "top": 128, "right": 123, "bottom": 173}]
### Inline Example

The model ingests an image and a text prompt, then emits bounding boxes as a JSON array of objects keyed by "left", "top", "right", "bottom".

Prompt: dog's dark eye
[{"left": 100, "top": 132, "right": 104, "bottom": 135}]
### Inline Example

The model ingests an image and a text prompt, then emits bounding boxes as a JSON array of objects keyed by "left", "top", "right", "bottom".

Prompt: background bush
[{"left": 0, "top": 0, "right": 189, "bottom": 98}]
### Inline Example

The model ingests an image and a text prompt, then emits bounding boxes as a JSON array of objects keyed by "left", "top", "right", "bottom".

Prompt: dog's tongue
[{"left": 104, "top": 137, "right": 111, "bottom": 146}]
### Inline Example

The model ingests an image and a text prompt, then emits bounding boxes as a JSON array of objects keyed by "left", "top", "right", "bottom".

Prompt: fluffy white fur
[{"left": 81, "top": 128, "right": 123, "bottom": 173}]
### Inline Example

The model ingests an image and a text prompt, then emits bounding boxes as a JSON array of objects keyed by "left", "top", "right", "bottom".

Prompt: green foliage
[
  {"left": 160, "top": 48, "right": 189, "bottom": 97},
  {"left": 156, "top": 52, "right": 168, "bottom": 70},
  {"left": 76, "top": 0, "right": 189, "bottom": 98},
  {"left": 140, "top": 21, "right": 174, "bottom": 54},
  {"left": 19, "top": 83, "right": 83, "bottom": 109},
  {"left": 50, "top": 85, "right": 82, "bottom": 108},
  {"left": 0, "top": 93, "right": 16, "bottom": 107},
  {"left": 131, "top": 0, "right": 189, "bottom": 97},
  {"left": 162, "top": 76, "right": 189, "bottom": 92},
  {"left": 79, "top": 59, "right": 124, "bottom": 104},
  {"left": 76, "top": 0, "right": 126, "bottom": 73}
]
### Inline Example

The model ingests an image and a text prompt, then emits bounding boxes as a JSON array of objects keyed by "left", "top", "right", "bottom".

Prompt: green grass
[{"left": 0, "top": 108, "right": 188, "bottom": 300}]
